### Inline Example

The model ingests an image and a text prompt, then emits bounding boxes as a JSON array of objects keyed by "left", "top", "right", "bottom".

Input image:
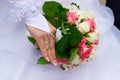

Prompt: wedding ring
[
  {"left": 45, "top": 41, "right": 50, "bottom": 45},
  {"left": 45, "top": 41, "right": 50, "bottom": 49}
]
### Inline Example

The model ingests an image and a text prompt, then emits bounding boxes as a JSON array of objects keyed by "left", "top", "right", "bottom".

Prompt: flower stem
[{"left": 62, "top": 20, "right": 67, "bottom": 35}]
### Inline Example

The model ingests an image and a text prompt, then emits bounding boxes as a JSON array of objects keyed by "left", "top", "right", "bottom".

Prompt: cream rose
[
  {"left": 76, "top": 10, "right": 95, "bottom": 20},
  {"left": 71, "top": 55, "right": 81, "bottom": 65},
  {"left": 86, "top": 32, "right": 99, "bottom": 42},
  {"left": 77, "top": 22, "right": 90, "bottom": 34}
]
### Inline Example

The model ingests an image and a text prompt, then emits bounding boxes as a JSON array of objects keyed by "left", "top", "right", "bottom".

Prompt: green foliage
[
  {"left": 45, "top": 16, "right": 61, "bottom": 28},
  {"left": 56, "top": 36, "right": 68, "bottom": 52},
  {"left": 56, "top": 36, "right": 70, "bottom": 60},
  {"left": 71, "top": 2, "right": 80, "bottom": 9},
  {"left": 56, "top": 50, "right": 70, "bottom": 60},
  {"left": 69, "top": 26, "right": 82, "bottom": 47},
  {"left": 43, "top": 1, "right": 63, "bottom": 18},
  {"left": 86, "top": 40, "right": 92, "bottom": 46},
  {"left": 58, "top": 7, "right": 68, "bottom": 21},
  {"left": 37, "top": 57, "right": 50, "bottom": 65},
  {"left": 43, "top": 1, "right": 68, "bottom": 29},
  {"left": 28, "top": 37, "right": 36, "bottom": 45},
  {"left": 70, "top": 48, "right": 79, "bottom": 61}
]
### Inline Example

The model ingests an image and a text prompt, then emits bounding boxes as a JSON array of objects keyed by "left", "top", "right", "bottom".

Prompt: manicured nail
[
  {"left": 52, "top": 60, "right": 57, "bottom": 66},
  {"left": 46, "top": 57, "right": 50, "bottom": 62}
]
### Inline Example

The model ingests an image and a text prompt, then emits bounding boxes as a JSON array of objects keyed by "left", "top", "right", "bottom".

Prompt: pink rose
[
  {"left": 86, "top": 18, "right": 96, "bottom": 31},
  {"left": 66, "top": 12, "right": 78, "bottom": 24},
  {"left": 78, "top": 37, "right": 92, "bottom": 61},
  {"left": 79, "top": 45, "right": 92, "bottom": 61},
  {"left": 92, "top": 39, "right": 99, "bottom": 46},
  {"left": 57, "top": 58, "right": 69, "bottom": 64},
  {"left": 78, "top": 37, "right": 86, "bottom": 48}
]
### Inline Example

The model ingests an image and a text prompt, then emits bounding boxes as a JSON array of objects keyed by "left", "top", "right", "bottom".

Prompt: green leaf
[
  {"left": 43, "top": 1, "right": 63, "bottom": 17},
  {"left": 61, "top": 20, "right": 68, "bottom": 35},
  {"left": 69, "top": 26, "right": 82, "bottom": 47},
  {"left": 28, "top": 37, "right": 36, "bottom": 45},
  {"left": 70, "top": 48, "right": 79, "bottom": 61},
  {"left": 56, "top": 36, "right": 70, "bottom": 60},
  {"left": 71, "top": 2, "right": 80, "bottom": 9},
  {"left": 58, "top": 7, "right": 68, "bottom": 21},
  {"left": 56, "top": 49, "right": 70, "bottom": 60},
  {"left": 37, "top": 57, "right": 50, "bottom": 65},
  {"left": 86, "top": 40, "right": 92, "bottom": 46},
  {"left": 45, "top": 17, "right": 61, "bottom": 28},
  {"left": 56, "top": 36, "right": 68, "bottom": 53}
]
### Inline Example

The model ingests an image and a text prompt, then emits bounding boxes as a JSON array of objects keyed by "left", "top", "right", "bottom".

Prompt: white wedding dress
[{"left": 0, "top": 0, "right": 120, "bottom": 80}]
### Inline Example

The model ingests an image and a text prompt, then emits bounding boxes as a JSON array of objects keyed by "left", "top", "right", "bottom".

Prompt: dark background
[{"left": 106, "top": 0, "right": 120, "bottom": 30}]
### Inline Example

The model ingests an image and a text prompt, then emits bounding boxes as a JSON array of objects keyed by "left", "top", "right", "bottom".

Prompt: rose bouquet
[{"left": 27, "top": 1, "right": 99, "bottom": 70}]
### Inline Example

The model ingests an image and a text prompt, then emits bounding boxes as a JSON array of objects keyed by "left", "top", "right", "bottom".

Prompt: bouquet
[{"left": 27, "top": 1, "right": 99, "bottom": 70}]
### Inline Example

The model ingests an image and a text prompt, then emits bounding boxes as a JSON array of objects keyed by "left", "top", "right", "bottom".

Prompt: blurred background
[{"left": 100, "top": 0, "right": 106, "bottom": 5}]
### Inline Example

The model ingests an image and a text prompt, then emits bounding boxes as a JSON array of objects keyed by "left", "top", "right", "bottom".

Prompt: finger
[
  {"left": 48, "top": 21, "right": 56, "bottom": 35},
  {"left": 37, "top": 34, "right": 49, "bottom": 62},
  {"left": 48, "top": 34, "right": 57, "bottom": 66},
  {"left": 51, "top": 26, "right": 56, "bottom": 35},
  {"left": 46, "top": 44, "right": 53, "bottom": 63},
  {"left": 44, "top": 34, "right": 53, "bottom": 63},
  {"left": 35, "top": 42, "right": 39, "bottom": 48}
]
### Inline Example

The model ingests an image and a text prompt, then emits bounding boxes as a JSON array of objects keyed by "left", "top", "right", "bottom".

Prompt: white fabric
[
  {"left": 0, "top": 0, "right": 120, "bottom": 80},
  {"left": 0, "top": 0, "right": 50, "bottom": 33}
]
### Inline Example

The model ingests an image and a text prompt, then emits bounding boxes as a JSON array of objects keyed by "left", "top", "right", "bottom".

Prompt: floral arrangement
[{"left": 27, "top": 1, "right": 99, "bottom": 70}]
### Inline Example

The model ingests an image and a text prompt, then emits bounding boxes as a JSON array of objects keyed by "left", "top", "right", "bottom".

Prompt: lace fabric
[
  {"left": 0, "top": 0, "right": 17, "bottom": 25},
  {"left": 0, "top": 0, "right": 42, "bottom": 26}
]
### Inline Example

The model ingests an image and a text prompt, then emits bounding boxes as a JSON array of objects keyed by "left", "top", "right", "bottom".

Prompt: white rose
[
  {"left": 76, "top": 10, "right": 95, "bottom": 19},
  {"left": 55, "top": 29, "right": 62, "bottom": 42},
  {"left": 94, "top": 28, "right": 99, "bottom": 35},
  {"left": 66, "top": 5, "right": 79, "bottom": 13},
  {"left": 71, "top": 55, "right": 81, "bottom": 65},
  {"left": 88, "top": 48, "right": 97, "bottom": 61},
  {"left": 86, "top": 32, "right": 99, "bottom": 42},
  {"left": 77, "top": 22, "right": 90, "bottom": 34}
]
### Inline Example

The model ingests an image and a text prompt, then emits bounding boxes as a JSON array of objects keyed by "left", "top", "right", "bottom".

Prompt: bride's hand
[{"left": 26, "top": 22, "right": 57, "bottom": 66}]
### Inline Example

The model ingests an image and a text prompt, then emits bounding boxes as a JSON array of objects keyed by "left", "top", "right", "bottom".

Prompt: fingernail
[
  {"left": 52, "top": 60, "right": 57, "bottom": 66},
  {"left": 46, "top": 57, "right": 50, "bottom": 62}
]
